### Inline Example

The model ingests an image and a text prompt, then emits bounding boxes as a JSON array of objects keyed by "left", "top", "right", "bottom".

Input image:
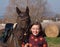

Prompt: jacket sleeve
[
  {"left": 22, "top": 42, "right": 29, "bottom": 47},
  {"left": 42, "top": 38, "right": 48, "bottom": 47}
]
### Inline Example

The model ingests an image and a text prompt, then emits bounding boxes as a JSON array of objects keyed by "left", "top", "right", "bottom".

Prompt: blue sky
[
  {"left": 0, "top": 0, "right": 60, "bottom": 18},
  {"left": 0, "top": 0, "right": 9, "bottom": 18},
  {"left": 47, "top": 0, "right": 60, "bottom": 14}
]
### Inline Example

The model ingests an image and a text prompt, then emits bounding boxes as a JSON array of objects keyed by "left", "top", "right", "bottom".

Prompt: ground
[{"left": 46, "top": 37, "right": 60, "bottom": 47}]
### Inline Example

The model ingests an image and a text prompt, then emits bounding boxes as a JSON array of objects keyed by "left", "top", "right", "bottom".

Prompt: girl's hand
[{"left": 24, "top": 43, "right": 29, "bottom": 47}]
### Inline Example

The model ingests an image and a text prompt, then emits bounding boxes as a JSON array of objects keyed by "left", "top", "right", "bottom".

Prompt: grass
[{"left": 45, "top": 37, "right": 60, "bottom": 47}]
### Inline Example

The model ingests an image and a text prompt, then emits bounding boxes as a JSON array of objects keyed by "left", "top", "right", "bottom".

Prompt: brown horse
[
  {"left": 7, "top": 6, "right": 31, "bottom": 47},
  {"left": 0, "top": 6, "right": 31, "bottom": 47}
]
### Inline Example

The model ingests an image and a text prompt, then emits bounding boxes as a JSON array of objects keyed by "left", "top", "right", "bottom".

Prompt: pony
[
  {"left": 0, "top": 6, "right": 31, "bottom": 47},
  {"left": 7, "top": 6, "right": 31, "bottom": 47}
]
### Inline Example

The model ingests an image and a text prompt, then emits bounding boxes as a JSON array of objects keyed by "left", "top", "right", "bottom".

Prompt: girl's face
[{"left": 31, "top": 25, "right": 40, "bottom": 36}]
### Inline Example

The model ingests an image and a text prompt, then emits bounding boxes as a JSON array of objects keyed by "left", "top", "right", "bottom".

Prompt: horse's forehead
[
  {"left": 18, "top": 12, "right": 29, "bottom": 19},
  {"left": 19, "top": 12, "right": 27, "bottom": 16}
]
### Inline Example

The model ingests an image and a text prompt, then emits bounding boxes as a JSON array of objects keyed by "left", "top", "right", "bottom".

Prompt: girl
[{"left": 22, "top": 22, "right": 48, "bottom": 47}]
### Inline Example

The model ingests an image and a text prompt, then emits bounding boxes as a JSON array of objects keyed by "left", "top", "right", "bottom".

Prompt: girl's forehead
[{"left": 31, "top": 25, "right": 40, "bottom": 28}]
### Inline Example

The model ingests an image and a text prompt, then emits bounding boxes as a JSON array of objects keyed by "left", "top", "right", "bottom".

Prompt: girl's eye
[{"left": 32, "top": 28, "right": 35, "bottom": 29}]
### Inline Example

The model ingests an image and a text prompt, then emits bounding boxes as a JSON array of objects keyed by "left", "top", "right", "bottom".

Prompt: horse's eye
[
  {"left": 20, "top": 14, "right": 24, "bottom": 17},
  {"left": 19, "top": 36, "right": 23, "bottom": 40}
]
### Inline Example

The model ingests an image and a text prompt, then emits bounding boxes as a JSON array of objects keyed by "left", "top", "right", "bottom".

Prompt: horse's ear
[
  {"left": 16, "top": 7, "right": 21, "bottom": 15},
  {"left": 26, "top": 6, "right": 29, "bottom": 14}
]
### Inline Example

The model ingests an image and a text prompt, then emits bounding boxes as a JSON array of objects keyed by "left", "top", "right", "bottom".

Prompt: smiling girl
[{"left": 22, "top": 22, "right": 48, "bottom": 47}]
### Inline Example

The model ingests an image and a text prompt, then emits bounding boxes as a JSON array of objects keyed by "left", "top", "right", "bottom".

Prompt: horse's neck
[
  {"left": 14, "top": 36, "right": 21, "bottom": 47},
  {"left": 6, "top": 34, "right": 14, "bottom": 47},
  {"left": 7, "top": 34, "right": 21, "bottom": 47},
  {"left": 16, "top": 24, "right": 21, "bottom": 30}
]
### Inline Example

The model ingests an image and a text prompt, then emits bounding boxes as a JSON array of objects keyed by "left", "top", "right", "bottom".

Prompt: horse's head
[{"left": 16, "top": 6, "right": 31, "bottom": 30}]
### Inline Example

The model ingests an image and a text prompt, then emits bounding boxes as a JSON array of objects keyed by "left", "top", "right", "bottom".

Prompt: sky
[
  {"left": 0, "top": 0, "right": 60, "bottom": 18},
  {"left": 0, "top": 0, "right": 9, "bottom": 18},
  {"left": 47, "top": 0, "right": 60, "bottom": 14}
]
